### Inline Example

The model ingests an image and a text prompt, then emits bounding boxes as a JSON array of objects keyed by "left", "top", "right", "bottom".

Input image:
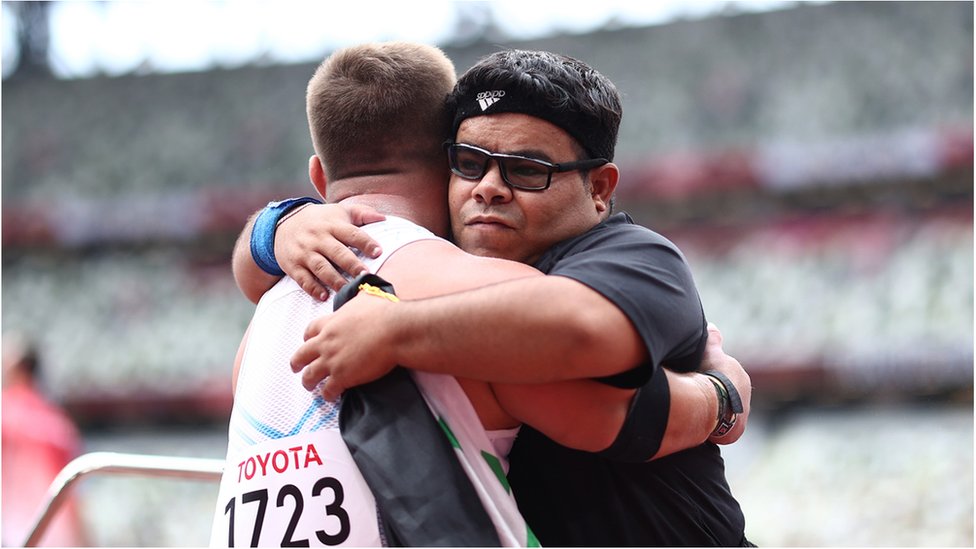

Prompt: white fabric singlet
[{"left": 209, "top": 216, "right": 535, "bottom": 547}]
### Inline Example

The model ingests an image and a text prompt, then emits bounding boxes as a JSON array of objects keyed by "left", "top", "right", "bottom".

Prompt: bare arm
[
  {"left": 493, "top": 324, "right": 750, "bottom": 457},
  {"left": 293, "top": 274, "right": 646, "bottom": 398},
  {"left": 493, "top": 380, "right": 634, "bottom": 452},
  {"left": 232, "top": 212, "right": 280, "bottom": 304},
  {"left": 493, "top": 370, "right": 717, "bottom": 456},
  {"left": 653, "top": 371, "right": 719, "bottom": 457},
  {"left": 290, "top": 267, "right": 705, "bottom": 456}
]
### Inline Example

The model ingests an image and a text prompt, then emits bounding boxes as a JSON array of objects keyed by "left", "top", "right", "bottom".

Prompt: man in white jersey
[
  {"left": 213, "top": 217, "right": 538, "bottom": 546},
  {"left": 214, "top": 42, "right": 735, "bottom": 547},
  {"left": 212, "top": 42, "right": 542, "bottom": 547}
]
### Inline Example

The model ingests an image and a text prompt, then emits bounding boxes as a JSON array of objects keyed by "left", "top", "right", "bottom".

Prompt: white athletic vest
[{"left": 209, "top": 216, "right": 535, "bottom": 547}]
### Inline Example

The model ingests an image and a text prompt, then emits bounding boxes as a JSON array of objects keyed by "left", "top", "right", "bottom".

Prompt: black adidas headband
[{"left": 451, "top": 88, "right": 614, "bottom": 161}]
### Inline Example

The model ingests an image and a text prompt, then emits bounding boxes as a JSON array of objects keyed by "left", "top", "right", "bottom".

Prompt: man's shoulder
[
  {"left": 362, "top": 215, "right": 433, "bottom": 237},
  {"left": 259, "top": 276, "right": 303, "bottom": 303},
  {"left": 600, "top": 213, "right": 677, "bottom": 246},
  {"left": 258, "top": 276, "right": 333, "bottom": 313},
  {"left": 363, "top": 216, "right": 444, "bottom": 247},
  {"left": 535, "top": 213, "right": 680, "bottom": 271}
]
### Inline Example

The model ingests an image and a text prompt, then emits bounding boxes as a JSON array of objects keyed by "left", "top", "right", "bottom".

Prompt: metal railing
[{"left": 22, "top": 451, "right": 225, "bottom": 547}]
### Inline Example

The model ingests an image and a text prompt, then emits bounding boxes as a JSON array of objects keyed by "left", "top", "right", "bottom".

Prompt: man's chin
[{"left": 459, "top": 239, "right": 521, "bottom": 262}]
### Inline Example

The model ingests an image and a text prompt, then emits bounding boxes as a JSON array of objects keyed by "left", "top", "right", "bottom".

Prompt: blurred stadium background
[{"left": 2, "top": 0, "right": 973, "bottom": 546}]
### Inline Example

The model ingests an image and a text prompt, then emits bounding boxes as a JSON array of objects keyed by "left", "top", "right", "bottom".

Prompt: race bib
[{"left": 211, "top": 431, "right": 382, "bottom": 547}]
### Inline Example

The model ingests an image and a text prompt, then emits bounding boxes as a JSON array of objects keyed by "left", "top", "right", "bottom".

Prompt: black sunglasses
[{"left": 445, "top": 142, "right": 608, "bottom": 191}]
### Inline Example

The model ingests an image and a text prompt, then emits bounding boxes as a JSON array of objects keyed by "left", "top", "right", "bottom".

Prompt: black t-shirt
[{"left": 508, "top": 212, "right": 746, "bottom": 546}]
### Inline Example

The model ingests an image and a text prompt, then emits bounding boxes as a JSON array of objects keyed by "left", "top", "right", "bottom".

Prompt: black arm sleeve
[
  {"left": 596, "top": 370, "right": 671, "bottom": 462},
  {"left": 536, "top": 216, "right": 708, "bottom": 459}
]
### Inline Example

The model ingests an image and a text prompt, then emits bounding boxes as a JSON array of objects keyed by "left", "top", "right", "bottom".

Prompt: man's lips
[{"left": 465, "top": 214, "right": 513, "bottom": 229}]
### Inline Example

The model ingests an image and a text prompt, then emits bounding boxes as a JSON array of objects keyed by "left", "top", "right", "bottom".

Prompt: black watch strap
[{"left": 702, "top": 370, "right": 743, "bottom": 414}]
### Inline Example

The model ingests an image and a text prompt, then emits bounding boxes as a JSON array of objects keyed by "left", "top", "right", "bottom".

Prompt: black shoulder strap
[{"left": 334, "top": 273, "right": 502, "bottom": 546}]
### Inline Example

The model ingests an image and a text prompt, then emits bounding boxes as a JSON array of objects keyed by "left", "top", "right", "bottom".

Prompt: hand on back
[{"left": 275, "top": 203, "right": 386, "bottom": 300}]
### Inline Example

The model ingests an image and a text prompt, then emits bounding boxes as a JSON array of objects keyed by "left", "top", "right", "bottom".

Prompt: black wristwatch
[{"left": 703, "top": 370, "right": 743, "bottom": 438}]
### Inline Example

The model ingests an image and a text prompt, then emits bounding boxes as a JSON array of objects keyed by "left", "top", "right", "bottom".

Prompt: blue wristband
[{"left": 250, "top": 197, "right": 323, "bottom": 276}]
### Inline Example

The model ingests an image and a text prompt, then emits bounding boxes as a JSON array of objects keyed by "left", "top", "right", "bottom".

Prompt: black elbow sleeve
[{"left": 596, "top": 370, "right": 670, "bottom": 463}]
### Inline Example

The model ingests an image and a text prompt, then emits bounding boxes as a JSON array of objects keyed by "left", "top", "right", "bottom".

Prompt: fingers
[
  {"left": 345, "top": 204, "right": 386, "bottom": 226},
  {"left": 290, "top": 341, "right": 316, "bottom": 374},
  {"left": 291, "top": 336, "right": 330, "bottom": 390},
  {"left": 332, "top": 224, "right": 382, "bottom": 260},
  {"left": 290, "top": 337, "right": 344, "bottom": 401},
  {"left": 341, "top": 205, "right": 385, "bottom": 258},
  {"left": 301, "top": 360, "right": 327, "bottom": 392},
  {"left": 292, "top": 321, "right": 323, "bottom": 370},
  {"left": 273, "top": 203, "right": 381, "bottom": 300},
  {"left": 302, "top": 316, "right": 324, "bottom": 342},
  {"left": 314, "top": 233, "right": 374, "bottom": 276},
  {"left": 291, "top": 268, "right": 333, "bottom": 302},
  {"left": 299, "top": 227, "right": 380, "bottom": 298},
  {"left": 305, "top": 254, "right": 349, "bottom": 297},
  {"left": 291, "top": 247, "right": 369, "bottom": 301},
  {"left": 319, "top": 377, "right": 344, "bottom": 402}
]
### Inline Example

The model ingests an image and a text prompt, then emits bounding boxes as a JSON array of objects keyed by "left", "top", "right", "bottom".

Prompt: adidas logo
[{"left": 476, "top": 90, "right": 505, "bottom": 111}]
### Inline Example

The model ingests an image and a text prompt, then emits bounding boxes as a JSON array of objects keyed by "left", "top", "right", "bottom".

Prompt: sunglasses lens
[
  {"left": 451, "top": 146, "right": 487, "bottom": 179},
  {"left": 501, "top": 157, "right": 550, "bottom": 189}
]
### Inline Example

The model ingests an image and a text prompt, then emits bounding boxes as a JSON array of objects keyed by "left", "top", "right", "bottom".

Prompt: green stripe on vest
[{"left": 438, "top": 416, "right": 461, "bottom": 449}]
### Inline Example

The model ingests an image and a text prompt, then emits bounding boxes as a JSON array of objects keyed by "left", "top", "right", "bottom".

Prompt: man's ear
[
  {"left": 590, "top": 162, "right": 619, "bottom": 215},
  {"left": 309, "top": 155, "right": 328, "bottom": 199}
]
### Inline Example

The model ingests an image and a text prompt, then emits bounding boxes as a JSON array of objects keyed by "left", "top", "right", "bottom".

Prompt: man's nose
[{"left": 472, "top": 162, "right": 512, "bottom": 205}]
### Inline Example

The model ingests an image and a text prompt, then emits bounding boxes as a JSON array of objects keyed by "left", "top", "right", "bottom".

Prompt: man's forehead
[{"left": 456, "top": 113, "right": 574, "bottom": 154}]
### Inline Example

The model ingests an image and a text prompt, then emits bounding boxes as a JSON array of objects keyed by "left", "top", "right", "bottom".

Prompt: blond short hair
[{"left": 306, "top": 42, "right": 456, "bottom": 179}]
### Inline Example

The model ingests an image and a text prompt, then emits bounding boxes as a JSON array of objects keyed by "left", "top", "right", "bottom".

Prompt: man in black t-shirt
[
  {"left": 507, "top": 214, "right": 745, "bottom": 546},
  {"left": 287, "top": 49, "right": 751, "bottom": 546}
]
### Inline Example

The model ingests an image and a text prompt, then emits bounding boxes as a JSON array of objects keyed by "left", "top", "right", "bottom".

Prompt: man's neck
[
  {"left": 329, "top": 172, "right": 450, "bottom": 238},
  {"left": 336, "top": 195, "right": 449, "bottom": 239},
  {"left": 339, "top": 194, "right": 417, "bottom": 223}
]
